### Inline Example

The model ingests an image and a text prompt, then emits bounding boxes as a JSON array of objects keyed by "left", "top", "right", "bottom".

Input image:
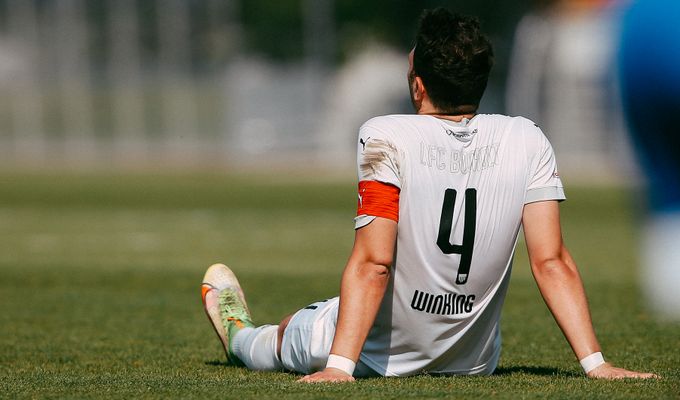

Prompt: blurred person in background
[
  {"left": 618, "top": 0, "right": 680, "bottom": 320},
  {"left": 506, "top": 0, "right": 630, "bottom": 179}
]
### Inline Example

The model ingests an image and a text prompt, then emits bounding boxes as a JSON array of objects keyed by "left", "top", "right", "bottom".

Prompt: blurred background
[
  {"left": 2, "top": 2, "right": 680, "bottom": 394},
  {"left": 0, "top": 0, "right": 637, "bottom": 181}
]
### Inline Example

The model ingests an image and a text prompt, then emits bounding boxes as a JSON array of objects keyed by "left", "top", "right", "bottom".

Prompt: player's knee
[
  {"left": 277, "top": 314, "right": 293, "bottom": 358},
  {"left": 278, "top": 315, "right": 293, "bottom": 338}
]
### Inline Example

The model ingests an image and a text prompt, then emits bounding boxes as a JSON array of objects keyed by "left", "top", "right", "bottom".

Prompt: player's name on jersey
[
  {"left": 419, "top": 142, "right": 500, "bottom": 174},
  {"left": 410, "top": 289, "right": 476, "bottom": 315}
]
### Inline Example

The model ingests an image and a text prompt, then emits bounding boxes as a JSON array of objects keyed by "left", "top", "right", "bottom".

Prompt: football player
[{"left": 202, "top": 8, "right": 656, "bottom": 382}]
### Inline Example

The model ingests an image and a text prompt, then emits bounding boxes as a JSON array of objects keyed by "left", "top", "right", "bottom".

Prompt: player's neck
[
  {"left": 425, "top": 112, "right": 476, "bottom": 122},
  {"left": 416, "top": 102, "right": 476, "bottom": 122}
]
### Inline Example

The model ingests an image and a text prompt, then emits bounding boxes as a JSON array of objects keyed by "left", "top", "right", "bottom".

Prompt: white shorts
[{"left": 280, "top": 297, "right": 377, "bottom": 377}]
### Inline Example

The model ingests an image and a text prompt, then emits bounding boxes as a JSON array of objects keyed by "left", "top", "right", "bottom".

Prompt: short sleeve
[
  {"left": 356, "top": 121, "right": 402, "bottom": 188},
  {"left": 354, "top": 119, "right": 403, "bottom": 229},
  {"left": 524, "top": 121, "right": 566, "bottom": 204}
]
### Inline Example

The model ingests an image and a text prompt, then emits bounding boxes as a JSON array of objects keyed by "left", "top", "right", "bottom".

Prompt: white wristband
[
  {"left": 326, "top": 354, "right": 356, "bottom": 376},
  {"left": 580, "top": 352, "right": 606, "bottom": 373}
]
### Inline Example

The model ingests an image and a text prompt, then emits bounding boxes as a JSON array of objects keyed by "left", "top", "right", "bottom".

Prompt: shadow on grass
[
  {"left": 204, "top": 360, "right": 580, "bottom": 380},
  {"left": 205, "top": 359, "right": 231, "bottom": 367},
  {"left": 494, "top": 365, "right": 580, "bottom": 378}
]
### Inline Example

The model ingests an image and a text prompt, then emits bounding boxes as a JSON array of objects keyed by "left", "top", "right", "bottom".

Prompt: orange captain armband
[{"left": 357, "top": 180, "right": 400, "bottom": 222}]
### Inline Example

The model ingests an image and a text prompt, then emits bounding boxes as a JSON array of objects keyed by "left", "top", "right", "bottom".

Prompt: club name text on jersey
[{"left": 420, "top": 142, "right": 500, "bottom": 174}]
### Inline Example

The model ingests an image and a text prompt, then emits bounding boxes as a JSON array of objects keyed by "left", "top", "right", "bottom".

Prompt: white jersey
[{"left": 354, "top": 114, "right": 565, "bottom": 376}]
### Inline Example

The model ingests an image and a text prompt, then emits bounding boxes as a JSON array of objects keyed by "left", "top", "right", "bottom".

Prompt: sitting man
[{"left": 201, "top": 8, "right": 656, "bottom": 382}]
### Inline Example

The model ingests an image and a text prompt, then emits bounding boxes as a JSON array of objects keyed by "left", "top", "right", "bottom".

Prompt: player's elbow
[
  {"left": 363, "top": 260, "right": 391, "bottom": 279},
  {"left": 345, "top": 243, "right": 393, "bottom": 285},
  {"left": 531, "top": 255, "right": 578, "bottom": 282},
  {"left": 355, "top": 247, "right": 393, "bottom": 275},
  {"left": 349, "top": 259, "right": 391, "bottom": 286},
  {"left": 367, "top": 251, "right": 394, "bottom": 271},
  {"left": 530, "top": 244, "right": 578, "bottom": 276}
]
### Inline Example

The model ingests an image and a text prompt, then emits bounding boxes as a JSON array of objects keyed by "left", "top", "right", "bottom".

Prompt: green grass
[{"left": 0, "top": 172, "right": 678, "bottom": 399}]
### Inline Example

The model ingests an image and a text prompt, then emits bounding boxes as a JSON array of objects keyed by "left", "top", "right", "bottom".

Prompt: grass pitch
[{"left": 0, "top": 172, "right": 678, "bottom": 399}]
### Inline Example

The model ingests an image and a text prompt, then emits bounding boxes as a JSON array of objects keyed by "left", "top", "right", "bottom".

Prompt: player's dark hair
[{"left": 413, "top": 8, "right": 494, "bottom": 114}]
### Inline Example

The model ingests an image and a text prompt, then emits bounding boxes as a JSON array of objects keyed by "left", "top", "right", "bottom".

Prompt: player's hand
[
  {"left": 586, "top": 363, "right": 659, "bottom": 380},
  {"left": 297, "top": 368, "right": 356, "bottom": 383}
]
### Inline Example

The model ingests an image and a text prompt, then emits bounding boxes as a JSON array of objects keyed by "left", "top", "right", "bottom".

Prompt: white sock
[{"left": 231, "top": 325, "right": 283, "bottom": 371}]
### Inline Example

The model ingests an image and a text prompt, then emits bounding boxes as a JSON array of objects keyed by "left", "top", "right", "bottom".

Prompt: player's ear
[{"left": 411, "top": 76, "right": 427, "bottom": 106}]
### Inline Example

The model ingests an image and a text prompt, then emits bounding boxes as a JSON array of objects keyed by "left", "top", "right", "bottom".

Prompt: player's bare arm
[
  {"left": 522, "top": 200, "right": 657, "bottom": 379},
  {"left": 298, "top": 217, "right": 397, "bottom": 383}
]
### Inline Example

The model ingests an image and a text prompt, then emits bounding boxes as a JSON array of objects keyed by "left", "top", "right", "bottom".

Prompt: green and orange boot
[{"left": 201, "top": 263, "right": 255, "bottom": 366}]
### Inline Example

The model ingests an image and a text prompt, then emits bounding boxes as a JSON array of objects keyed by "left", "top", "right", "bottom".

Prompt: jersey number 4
[{"left": 436, "top": 188, "right": 477, "bottom": 285}]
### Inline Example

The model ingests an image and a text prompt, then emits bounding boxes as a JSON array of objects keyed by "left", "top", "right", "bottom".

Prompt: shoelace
[{"left": 218, "top": 290, "right": 253, "bottom": 328}]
